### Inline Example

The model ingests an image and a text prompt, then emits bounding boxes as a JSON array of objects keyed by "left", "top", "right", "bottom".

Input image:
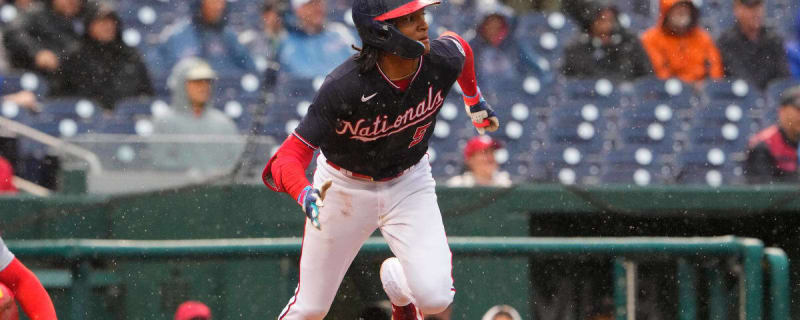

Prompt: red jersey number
[{"left": 409, "top": 123, "right": 432, "bottom": 148}]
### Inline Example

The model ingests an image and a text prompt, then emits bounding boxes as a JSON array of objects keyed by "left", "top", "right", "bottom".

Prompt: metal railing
[{"left": 8, "top": 236, "right": 790, "bottom": 320}]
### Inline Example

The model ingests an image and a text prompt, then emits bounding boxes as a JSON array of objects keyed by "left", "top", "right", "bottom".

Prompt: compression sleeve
[
  {"left": 440, "top": 31, "right": 480, "bottom": 106},
  {"left": 262, "top": 133, "right": 315, "bottom": 203},
  {"left": 0, "top": 258, "right": 57, "bottom": 320}
]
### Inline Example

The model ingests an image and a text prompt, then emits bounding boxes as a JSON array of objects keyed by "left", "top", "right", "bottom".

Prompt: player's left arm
[
  {"left": 0, "top": 258, "right": 57, "bottom": 320},
  {"left": 439, "top": 31, "right": 499, "bottom": 134}
]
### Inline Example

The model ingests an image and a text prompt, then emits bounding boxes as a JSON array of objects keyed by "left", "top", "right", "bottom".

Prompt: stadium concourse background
[{"left": 3, "top": 184, "right": 800, "bottom": 319}]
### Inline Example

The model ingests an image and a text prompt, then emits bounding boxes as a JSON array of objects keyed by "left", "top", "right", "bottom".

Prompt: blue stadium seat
[
  {"left": 215, "top": 96, "right": 259, "bottom": 133},
  {"left": 632, "top": 76, "right": 695, "bottom": 108},
  {"left": 618, "top": 122, "right": 678, "bottom": 153},
  {"left": 0, "top": 100, "right": 32, "bottom": 122},
  {"left": 215, "top": 72, "right": 262, "bottom": 99},
  {"left": 1, "top": 72, "right": 48, "bottom": 97},
  {"left": 688, "top": 123, "right": 748, "bottom": 152},
  {"left": 622, "top": 101, "right": 680, "bottom": 125},
  {"left": 117, "top": 0, "right": 188, "bottom": 49},
  {"left": 562, "top": 78, "right": 620, "bottom": 102},
  {"left": 675, "top": 147, "right": 743, "bottom": 186},
  {"left": 703, "top": 79, "right": 760, "bottom": 107},
  {"left": 601, "top": 139, "right": 674, "bottom": 185},
  {"left": 480, "top": 75, "right": 555, "bottom": 110},
  {"left": 531, "top": 144, "right": 601, "bottom": 184},
  {"left": 114, "top": 96, "right": 170, "bottom": 119},
  {"left": 38, "top": 98, "right": 103, "bottom": 125},
  {"left": 694, "top": 100, "right": 753, "bottom": 126}
]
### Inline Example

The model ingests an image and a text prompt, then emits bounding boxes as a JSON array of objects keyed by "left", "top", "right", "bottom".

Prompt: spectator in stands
[
  {"left": 0, "top": 155, "right": 16, "bottom": 193},
  {"left": 3, "top": 0, "right": 85, "bottom": 75},
  {"left": 561, "top": 0, "right": 652, "bottom": 81},
  {"left": 481, "top": 305, "right": 522, "bottom": 320},
  {"left": 446, "top": 136, "right": 512, "bottom": 188},
  {"left": 174, "top": 300, "right": 211, "bottom": 320},
  {"left": 153, "top": 0, "right": 257, "bottom": 76},
  {"left": 152, "top": 57, "right": 244, "bottom": 172},
  {"left": 640, "top": 0, "right": 723, "bottom": 84},
  {"left": 717, "top": 0, "right": 789, "bottom": 90},
  {"left": 744, "top": 86, "right": 800, "bottom": 183},
  {"left": 469, "top": 1, "right": 550, "bottom": 84},
  {"left": 786, "top": 7, "right": 800, "bottom": 80},
  {"left": 51, "top": 1, "right": 153, "bottom": 111},
  {"left": 277, "top": 0, "right": 355, "bottom": 78},
  {"left": 241, "top": 0, "right": 286, "bottom": 88}
]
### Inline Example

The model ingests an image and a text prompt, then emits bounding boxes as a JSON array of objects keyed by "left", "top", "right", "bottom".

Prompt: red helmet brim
[{"left": 374, "top": 0, "right": 440, "bottom": 21}]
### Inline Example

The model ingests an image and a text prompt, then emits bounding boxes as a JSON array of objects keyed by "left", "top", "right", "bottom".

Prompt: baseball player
[
  {"left": 0, "top": 237, "right": 57, "bottom": 319},
  {"left": 262, "top": 0, "right": 499, "bottom": 318}
]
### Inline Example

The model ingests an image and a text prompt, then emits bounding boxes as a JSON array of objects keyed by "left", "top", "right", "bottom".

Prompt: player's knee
[{"left": 414, "top": 286, "right": 453, "bottom": 314}]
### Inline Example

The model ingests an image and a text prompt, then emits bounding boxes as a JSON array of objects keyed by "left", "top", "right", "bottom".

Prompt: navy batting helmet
[{"left": 351, "top": 0, "right": 440, "bottom": 59}]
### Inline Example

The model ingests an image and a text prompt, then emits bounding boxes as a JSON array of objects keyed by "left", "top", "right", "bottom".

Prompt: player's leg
[
  {"left": 278, "top": 159, "right": 380, "bottom": 320},
  {"left": 379, "top": 159, "right": 454, "bottom": 315}
]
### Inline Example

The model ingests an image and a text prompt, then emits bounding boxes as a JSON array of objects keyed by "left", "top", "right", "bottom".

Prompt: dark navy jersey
[{"left": 294, "top": 37, "right": 466, "bottom": 180}]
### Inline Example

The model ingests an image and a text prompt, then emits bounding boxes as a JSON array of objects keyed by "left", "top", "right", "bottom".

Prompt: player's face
[
  {"left": 185, "top": 80, "right": 213, "bottom": 106},
  {"left": 392, "top": 8, "right": 430, "bottom": 54}
]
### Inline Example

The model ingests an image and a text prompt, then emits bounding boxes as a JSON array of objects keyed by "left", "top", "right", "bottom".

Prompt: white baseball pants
[{"left": 278, "top": 154, "right": 454, "bottom": 319}]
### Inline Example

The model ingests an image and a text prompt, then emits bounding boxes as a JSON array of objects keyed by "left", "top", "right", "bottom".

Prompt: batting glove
[
  {"left": 465, "top": 98, "right": 500, "bottom": 135},
  {"left": 297, "top": 180, "right": 332, "bottom": 230}
]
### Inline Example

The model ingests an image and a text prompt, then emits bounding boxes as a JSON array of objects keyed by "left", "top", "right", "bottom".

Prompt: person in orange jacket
[{"left": 641, "top": 0, "right": 724, "bottom": 84}]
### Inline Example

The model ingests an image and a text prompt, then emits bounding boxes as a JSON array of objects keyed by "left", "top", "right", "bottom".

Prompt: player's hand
[
  {"left": 299, "top": 180, "right": 332, "bottom": 230},
  {"left": 465, "top": 99, "right": 500, "bottom": 135}
]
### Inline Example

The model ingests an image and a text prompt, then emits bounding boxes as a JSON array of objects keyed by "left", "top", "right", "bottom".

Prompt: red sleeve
[
  {"left": 0, "top": 156, "right": 17, "bottom": 193},
  {"left": 440, "top": 31, "right": 481, "bottom": 106},
  {"left": 0, "top": 258, "right": 57, "bottom": 320},
  {"left": 262, "top": 133, "right": 315, "bottom": 204}
]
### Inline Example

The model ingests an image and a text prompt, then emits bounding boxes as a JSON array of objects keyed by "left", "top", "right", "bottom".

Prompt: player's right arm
[
  {"left": 263, "top": 83, "right": 338, "bottom": 228},
  {"left": 0, "top": 238, "right": 57, "bottom": 320}
]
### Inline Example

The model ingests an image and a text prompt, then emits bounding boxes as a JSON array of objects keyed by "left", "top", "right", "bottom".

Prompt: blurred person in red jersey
[
  {"left": 745, "top": 86, "right": 800, "bottom": 183},
  {"left": 446, "top": 136, "right": 511, "bottom": 187}
]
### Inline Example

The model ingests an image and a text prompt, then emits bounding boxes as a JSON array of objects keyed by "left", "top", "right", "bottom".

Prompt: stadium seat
[
  {"left": 675, "top": 147, "right": 743, "bottom": 186},
  {"left": 215, "top": 96, "right": 260, "bottom": 133},
  {"left": 601, "top": 166, "right": 665, "bottom": 186},
  {"left": 622, "top": 101, "right": 679, "bottom": 125},
  {"left": 562, "top": 78, "right": 620, "bottom": 102},
  {"left": 694, "top": 100, "right": 753, "bottom": 126},
  {"left": 531, "top": 144, "right": 601, "bottom": 184},
  {"left": 632, "top": 76, "right": 695, "bottom": 109},
  {"left": 688, "top": 123, "right": 748, "bottom": 152},
  {"left": 0, "top": 72, "right": 48, "bottom": 97},
  {"left": 703, "top": 79, "right": 760, "bottom": 107},
  {"left": 114, "top": 96, "right": 170, "bottom": 119},
  {"left": 618, "top": 122, "right": 678, "bottom": 153},
  {"left": 215, "top": 72, "right": 262, "bottom": 99}
]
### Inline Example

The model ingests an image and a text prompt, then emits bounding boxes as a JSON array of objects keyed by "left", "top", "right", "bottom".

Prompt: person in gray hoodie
[{"left": 152, "top": 57, "right": 244, "bottom": 172}]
